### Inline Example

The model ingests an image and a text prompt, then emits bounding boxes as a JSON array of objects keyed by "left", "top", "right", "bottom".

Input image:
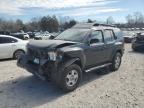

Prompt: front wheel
[
  {"left": 58, "top": 64, "right": 82, "bottom": 92},
  {"left": 13, "top": 50, "right": 25, "bottom": 59},
  {"left": 110, "top": 52, "right": 122, "bottom": 71}
]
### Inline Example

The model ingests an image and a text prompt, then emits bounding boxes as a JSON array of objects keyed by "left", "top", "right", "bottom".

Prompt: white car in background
[
  {"left": 11, "top": 33, "right": 30, "bottom": 40},
  {"left": 0, "top": 35, "right": 28, "bottom": 59},
  {"left": 34, "top": 32, "right": 51, "bottom": 40}
]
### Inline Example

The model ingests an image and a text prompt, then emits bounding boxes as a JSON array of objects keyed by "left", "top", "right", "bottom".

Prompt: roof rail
[
  {"left": 72, "top": 23, "right": 116, "bottom": 29},
  {"left": 93, "top": 23, "right": 116, "bottom": 27}
]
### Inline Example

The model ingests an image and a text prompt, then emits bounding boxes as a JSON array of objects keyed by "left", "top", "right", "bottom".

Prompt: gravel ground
[{"left": 0, "top": 44, "right": 144, "bottom": 108}]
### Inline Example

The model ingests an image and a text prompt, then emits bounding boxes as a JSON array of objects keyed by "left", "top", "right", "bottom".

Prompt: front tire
[
  {"left": 110, "top": 52, "right": 122, "bottom": 71},
  {"left": 13, "top": 50, "right": 25, "bottom": 59},
  {"left": 59, "top": 64, "right": 82, "bottom": 92}
]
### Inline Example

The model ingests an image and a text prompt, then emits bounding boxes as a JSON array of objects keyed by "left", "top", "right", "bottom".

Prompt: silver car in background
[{"left": 0, "top": 35, "right": 28, "bottom": 59}]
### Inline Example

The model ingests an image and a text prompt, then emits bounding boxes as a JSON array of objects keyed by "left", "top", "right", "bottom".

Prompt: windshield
[{"left": 55, "top": 29, "right": 89, "bottom": 42}]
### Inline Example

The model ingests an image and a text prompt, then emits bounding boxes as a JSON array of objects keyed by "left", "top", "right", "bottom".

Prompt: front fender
[
  {"left": 62, "top": 58, "right": 80, "bottom": 70},
  {"left": 51, "top": 58, "right": 81, "bottom": 84}
]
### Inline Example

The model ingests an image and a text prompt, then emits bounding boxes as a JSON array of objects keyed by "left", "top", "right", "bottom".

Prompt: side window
[
  {"left": 103, "top": 30, "right": 115, "bottom": 42},
  {"left": 0, "top": 37, "right": 7, "bottom": 44},
  {"left": 0, "top": 37, "right": 17, "bottom": 44},
  {"left": 90, "top": 30, "right": 103, "bottom": 44}
]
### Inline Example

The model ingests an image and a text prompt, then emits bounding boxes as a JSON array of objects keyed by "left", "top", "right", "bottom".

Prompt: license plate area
[{"left": 33, "top": 58, "right": 40, "bottom": 64}]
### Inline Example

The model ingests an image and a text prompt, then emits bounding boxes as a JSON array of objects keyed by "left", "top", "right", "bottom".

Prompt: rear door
[
  {"left": 0, "top": 37, "right": 18, "bottom": 59},
  {"left": 103, "top": 29, "right": 116, "bottom": 61},
  {"left": 85, "top": 30, "right": 106, "bottom": 67}
]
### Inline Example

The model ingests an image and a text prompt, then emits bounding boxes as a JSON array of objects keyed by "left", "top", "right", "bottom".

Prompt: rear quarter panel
[{"left": 110, "top": 28, "right": 124, "bottom": 60}]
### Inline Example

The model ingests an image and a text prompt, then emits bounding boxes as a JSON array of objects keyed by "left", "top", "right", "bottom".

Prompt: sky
[{"left": 0, "top": 0, "right": 144, "bottom": 23}]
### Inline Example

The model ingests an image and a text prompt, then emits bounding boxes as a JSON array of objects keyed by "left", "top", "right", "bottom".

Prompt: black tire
[
  {"left": 13, "top": 50, "right": 25, "bottom": 59},
  {"left": 24, "top": 37, "right": 29, "bottom": 40},
  {"left": 110, "top": 52, "right": 122, "bottom": 71},
  {"left": 58, "top": 64, "right": 82, "bottom": 92}
]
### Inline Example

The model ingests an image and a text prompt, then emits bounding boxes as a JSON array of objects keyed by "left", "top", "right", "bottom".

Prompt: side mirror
[{"left": 90, "top": 38, "right": 99, "bottom": 44}]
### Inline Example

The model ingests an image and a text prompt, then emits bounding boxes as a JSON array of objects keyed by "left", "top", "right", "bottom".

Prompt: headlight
[{"left": 48, "top": 52, "right": 57, "bottom": 61}]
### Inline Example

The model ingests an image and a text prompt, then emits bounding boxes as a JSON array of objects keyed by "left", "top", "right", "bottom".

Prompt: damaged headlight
[{"left": 48, "top": 52, "right": 57, "bottom": 61}]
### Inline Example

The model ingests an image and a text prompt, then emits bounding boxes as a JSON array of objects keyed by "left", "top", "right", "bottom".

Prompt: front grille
[
  {"left": 27, "top": 48, "right": 40, "bottom": 58},
  {"left": 27, "top": 47, "right": 48, "bottom": 59}
]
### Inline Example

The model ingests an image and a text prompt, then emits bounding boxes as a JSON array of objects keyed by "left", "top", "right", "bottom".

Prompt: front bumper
[{"left": 17, "top": 55, "right": 58, "bottom": 80}]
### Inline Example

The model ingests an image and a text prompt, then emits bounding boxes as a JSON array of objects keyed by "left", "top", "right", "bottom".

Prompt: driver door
[{"left": 85, "top": 30, "right": 107, "bottom": 68}]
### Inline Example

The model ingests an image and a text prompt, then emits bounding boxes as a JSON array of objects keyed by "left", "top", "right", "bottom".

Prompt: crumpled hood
[{"left": 28, "top": 40, "right": 77, "bottom": 49}]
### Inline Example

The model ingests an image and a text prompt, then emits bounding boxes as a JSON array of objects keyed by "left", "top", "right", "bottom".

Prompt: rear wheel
[
  {"left": 58, "top": 64, "right": 82, "bottom": 92},
  {"left": 13, "top": 50, "right": 25, "bottom": 59},
  {"left": 110, "top": 52, "right": 122, "bottom": 71}
]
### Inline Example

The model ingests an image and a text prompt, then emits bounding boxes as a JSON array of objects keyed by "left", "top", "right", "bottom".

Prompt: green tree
[
  {"left": 40, "top": 16, "right": 48, "bottom": 31},
  {"left": 106, "top": 16, "right": 115, "bottom": 24}
]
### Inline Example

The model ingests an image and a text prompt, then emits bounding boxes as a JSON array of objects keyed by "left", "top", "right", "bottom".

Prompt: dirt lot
[{"left": 0, "top": 44, "right": 144, "bottom": 108}]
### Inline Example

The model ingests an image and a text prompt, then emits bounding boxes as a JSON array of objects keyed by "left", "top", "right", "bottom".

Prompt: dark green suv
[{"left": 17, "top": 23, "right": 124, "bottom": 92}]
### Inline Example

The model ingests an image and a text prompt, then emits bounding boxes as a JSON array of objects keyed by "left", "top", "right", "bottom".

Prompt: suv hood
[{"left": 28, "top": 40, "right": 77, "bottom": 49}]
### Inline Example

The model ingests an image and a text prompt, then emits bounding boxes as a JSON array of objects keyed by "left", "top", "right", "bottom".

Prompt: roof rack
[
  {"left": 93, "top": 23, "right": 116, "bottom": 27},
  {"left": 72, "top": 23, "right": 116, "bottom": 29}
]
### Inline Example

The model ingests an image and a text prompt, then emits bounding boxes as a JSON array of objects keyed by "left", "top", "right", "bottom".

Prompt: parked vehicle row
[
  {"left": 0, "top": 30, "right": 60, "bottom": 41},
  {"left": 0, "top": 31, "right": 10, "bottom": 35},
  {"left": 11, "top": 33, "right": 30, "bottom": 40},
  {"left": 123, "top": 31, "right": 135, "bottom": 43},
  {"left": 34, "top": 32, "right": 51, "bottom": 40},
  {"left": 34, "top": 32, "right": 60, "bottom": 40},
  {"left": 17, "top": 23, "right": 124, "bottom": 92},
  {"left": 27, "top": 32, "right": 35, "bottom": 39}
]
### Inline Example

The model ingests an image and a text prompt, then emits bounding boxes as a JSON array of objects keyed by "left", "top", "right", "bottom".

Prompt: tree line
[
  {"left": 115, "top": 12, "right": 144, "bottom": 28},
  {"left": 87, "top": 12, "right": 144, "bottom": 29},
  {"left": 0, "top": 12, "right": 144, "bottom": 33},
  {"left": 0, "top": 15, "right": 77, "bottom": 33},
  {"left": 125, "top": 12, "right": 144, "bottom": 28}
]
